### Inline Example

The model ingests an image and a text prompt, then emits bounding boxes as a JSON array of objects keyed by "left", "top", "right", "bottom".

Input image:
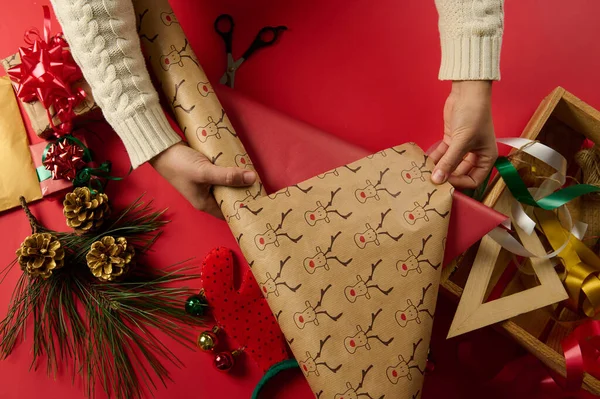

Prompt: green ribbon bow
[{"left": 494, "top": 156, "right": 600, "bottom": 209}]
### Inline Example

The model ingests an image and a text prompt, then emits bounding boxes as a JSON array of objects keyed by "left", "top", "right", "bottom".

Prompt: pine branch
[{"left": 0, "top": 195, "right": 204, "bottom": 399}]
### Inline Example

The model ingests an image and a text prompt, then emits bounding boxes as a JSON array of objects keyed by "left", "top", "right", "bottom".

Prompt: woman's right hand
[
  {"left": 429, "top": 80, "right": 498, "bottom": 189},
  {"left": 149, "top": 142, "right": 257, "bottom": 218}
]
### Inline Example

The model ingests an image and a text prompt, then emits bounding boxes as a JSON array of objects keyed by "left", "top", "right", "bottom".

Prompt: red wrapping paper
[{"left": 214, "top": 87, "right": 508, "bottom": 264}]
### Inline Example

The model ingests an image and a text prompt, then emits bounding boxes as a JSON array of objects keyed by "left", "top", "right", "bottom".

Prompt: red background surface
[{"left": 1, "top": 0, "right": 600, "bottom": 398}]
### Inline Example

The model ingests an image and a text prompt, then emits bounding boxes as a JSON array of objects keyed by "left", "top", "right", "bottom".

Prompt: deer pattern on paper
[
  {"left": 304, "top": 188, "right": 353, "bottom": 226},
  {"left": 160, "top": 11, "right": 179, "bottom": 26},
  {"left": 221, "top": 143, "right": 450, "bottom": 399},
  {"left": 159, "top": 39, "right": 199, "bottom": 70},
  {"left": 344, "top": 259, "right": 393, "bottom": 303},
  {"left": 395, "top": 283, "right": 435, "bottom": 328},
  {"left": 354, "top": 209, "right": 404, "bottom": 249},
  {"left": 134, "top": 4, "right": 452, "bottom": 396},
  {"left": 354, "top": 168, "right": 402, "bottom": 203},
  {"left": 293, "top": 284, "right": 343, "bottom": 329},
  {"left": 196, "top": 109, "right": 237, "bottom": 143},
  {"left": 298, "top": 335, "right": 342, "bottom": 377},
  {"left": 253, "top": 209, "right": 303, "bottom": 251},
  {"left": 386, "top": 339, "right": 426, "bottom": 384},
  {"left": 401, "top": 155, "right": 432, "bottom": 184},
  {"left": 137, "top": 9, "right": 158, "bottom": 43},
  {"left": 223, "top": 183, "right": 264, "bottom": 222},
  {"left": 334, "top": 365, "right": 384, "bottom": 399},
  {"left": 343, "top": 309, "right": 394, "bottom": 354},
  {"left": 303, "top": 231, "right": 353, "bottom": 274},
  {"left": 403, "top": 189, "right": 450, "bottom": 225},
  {"left": 258, "top": 256, "right": 301, "bottom": 298},
  {"left": 125, "top": 25, "right": 454, "bottom": 393},
  {"left": 268, "top": 184, "right": 313, "bottom": 200},
  {"left": 317, "top": 164, "right": 362, "bottom": 179},
  {"left": 197, "top": 81, "right": 214, "bottom": 97},
  {"left": 171, "top": 80, "right": 195, "bottom": 114},
  {"left": 396, "top": 234, "right": 441, "bottom": 277}
]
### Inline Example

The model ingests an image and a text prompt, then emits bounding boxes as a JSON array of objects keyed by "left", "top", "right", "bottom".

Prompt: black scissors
[{"left": 214, "top": 14, "right": 287, "bottom": 88}]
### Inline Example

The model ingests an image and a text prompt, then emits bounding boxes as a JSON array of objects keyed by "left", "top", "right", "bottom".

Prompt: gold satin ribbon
[{"left": 536, "top": 209, "right": 600, "bottom": 317}]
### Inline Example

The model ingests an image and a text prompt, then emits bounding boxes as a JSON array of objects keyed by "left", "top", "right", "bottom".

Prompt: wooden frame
[
  {"left": 441, "top": 86, "right": 600, "bottom": 395},
  {"left": 448, "top": 190, "right": 568, "bottom": 338}
]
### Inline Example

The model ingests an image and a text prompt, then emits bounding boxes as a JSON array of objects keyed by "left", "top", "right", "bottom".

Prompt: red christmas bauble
[{"left": 213, "top": 352, "right": 235, "bottom": 372}]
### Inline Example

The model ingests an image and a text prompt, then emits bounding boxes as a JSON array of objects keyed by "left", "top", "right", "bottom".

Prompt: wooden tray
[{"left": 441, "top": 87, "right": 600, "bottom": 395}]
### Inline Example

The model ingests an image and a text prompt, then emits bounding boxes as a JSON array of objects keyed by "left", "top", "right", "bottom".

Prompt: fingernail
[
  {"left": 243, "top": 171, "right": 256, "bottom": 184},
  {"left": 432, "top": 169, "right": 446, "bottom": 184}
]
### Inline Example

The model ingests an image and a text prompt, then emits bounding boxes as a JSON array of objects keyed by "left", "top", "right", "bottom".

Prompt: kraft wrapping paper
[
  {"left": 226, "top": 143, "right": 453, "bottom": 399},
  {"left": 0, "top": 77, "right": 42, "bottom": 212},
  {"left": 131, "top": 0, "right": 264, "bottom": 217},
  {"left": 134, "top": 1, "right": 453, "bottom": 397}
]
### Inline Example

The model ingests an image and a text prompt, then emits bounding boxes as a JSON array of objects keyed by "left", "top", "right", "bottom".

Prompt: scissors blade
[
  {"left": 221, "top": 53, "right": 237, "bottom": 87},
  {"left": 228, "top": 70, "right": 235, "bottom": 88},
  {"left": 234, "top": 58, "right": 245, "bottom": 69},
  {"left": 226, "top": 53, "right": 236, "bottom": 70},
  {"left": 224, "top": 59, "right": 245, "bottom": 88},
  {"left": 219, "top": 72, "right": 229, "bottom": 85}
]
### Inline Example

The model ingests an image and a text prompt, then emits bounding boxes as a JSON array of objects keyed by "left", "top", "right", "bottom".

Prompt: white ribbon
[
  {"left": 488, "top": 219, "right": 587, "bottom": 260},
  {"left": 426, "top": 137, "right": 587, "bottom": 260},
  {"left": 496, "top": 138, "right": 568, "bottom": 235},
  {"left": 496, "top": 138, "right": 567, "bottom": 173},
  {"left": 487, "top": 138, "right": 588, "bottom": 259}
]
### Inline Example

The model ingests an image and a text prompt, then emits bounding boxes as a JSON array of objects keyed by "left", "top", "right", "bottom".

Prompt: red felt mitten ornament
[{"left": 201, "top": 247, "right": 289, "bottom": 372}]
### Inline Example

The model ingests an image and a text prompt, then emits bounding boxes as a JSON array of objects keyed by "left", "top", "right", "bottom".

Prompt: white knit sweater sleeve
[
  {"left": 50, "top": 0, "right": 182, "bottom": 168},
  {"left": 435, "top": 0, "right": 504, "bottom": 80}
]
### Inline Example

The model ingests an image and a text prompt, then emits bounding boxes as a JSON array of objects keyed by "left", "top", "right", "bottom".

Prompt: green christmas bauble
[{"left": 185, "top": 294, "right": 208, "bottom": 317}]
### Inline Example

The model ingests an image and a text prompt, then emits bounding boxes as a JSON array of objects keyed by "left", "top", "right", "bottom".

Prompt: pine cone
[
  {"left": 16, "top": 233, "right": 65, "bottom": 279},
  {"left": 86, "top": 236, "right": 134, "bottom": 282},
  {"left": 63, "top": 187, "right": 110, "bottom": 234}
]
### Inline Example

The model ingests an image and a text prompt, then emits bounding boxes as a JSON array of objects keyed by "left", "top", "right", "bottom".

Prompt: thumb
[
  {"left": 432, "top": 138, "right": 469, "bottom": 184},
  {"left": 195, "top": 162, "right": 257, "bottom": 187}
]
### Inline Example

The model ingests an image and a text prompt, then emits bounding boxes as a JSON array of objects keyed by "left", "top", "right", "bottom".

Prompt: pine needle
[{"left": 0, "top": 195, "right": 204, "bottom": 399}]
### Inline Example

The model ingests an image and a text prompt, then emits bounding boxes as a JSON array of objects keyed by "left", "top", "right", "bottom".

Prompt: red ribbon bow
[
  {"left": 486, "top": 320, "right": 600, "bottom": 397},
  {"left": 43, "top": 139, "right": 86, "bottom": 181},
  {"left": 560, "top": 320, "right": 600, "bottom": 391},
  {"left": 7, "top": 6, "right": 85, "bottom": 136}
]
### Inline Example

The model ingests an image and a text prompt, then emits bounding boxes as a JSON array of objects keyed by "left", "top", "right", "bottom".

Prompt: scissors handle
[
  {"left": 214, "top": 14, "right": 234, "bottom": 53},
  {"left": 242, "top": 25, "right": 287, "bottom": 60}
]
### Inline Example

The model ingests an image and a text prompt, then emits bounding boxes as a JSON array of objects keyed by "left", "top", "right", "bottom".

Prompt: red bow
[
  {"left": 43, "top": 139, "right": 86, "bottom": 181},
  {"left": 486, "top": 321, "right": 600, "bottom": 397},
  {"left": 7, "top": 6, "right": 85, "bottom": 136},
  {"left": 560, "top": 320, "right": 600, "bottom": 391}
]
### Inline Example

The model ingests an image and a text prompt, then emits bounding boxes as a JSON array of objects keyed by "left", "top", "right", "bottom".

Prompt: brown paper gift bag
[
  {"left": 133, "top": 1, "right": 453, "bottom": 397},
  {"left": 0, "top": 76, "right": 43, "bottom": 212}
]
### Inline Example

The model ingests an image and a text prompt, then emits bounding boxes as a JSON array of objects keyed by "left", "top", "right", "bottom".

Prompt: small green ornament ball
[{"left": 185, "top": 294, "right": 208, "bottom": 317}]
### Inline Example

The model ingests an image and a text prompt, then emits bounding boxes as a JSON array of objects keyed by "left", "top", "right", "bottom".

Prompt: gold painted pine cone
[
  {"left": 16, "top": 233, "right": 65, "bottom": 279},
  {"left": 63, "top": 187, "right": 110, "bottom": 234},
  {"left": 86, "top": 236, "right": 135, "bottom": 282}
]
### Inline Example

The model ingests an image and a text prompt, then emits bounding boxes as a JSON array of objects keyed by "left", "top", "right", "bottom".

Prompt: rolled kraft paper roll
[{"left": 132, "top": 0, "right": 264, "bottom": 218}]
